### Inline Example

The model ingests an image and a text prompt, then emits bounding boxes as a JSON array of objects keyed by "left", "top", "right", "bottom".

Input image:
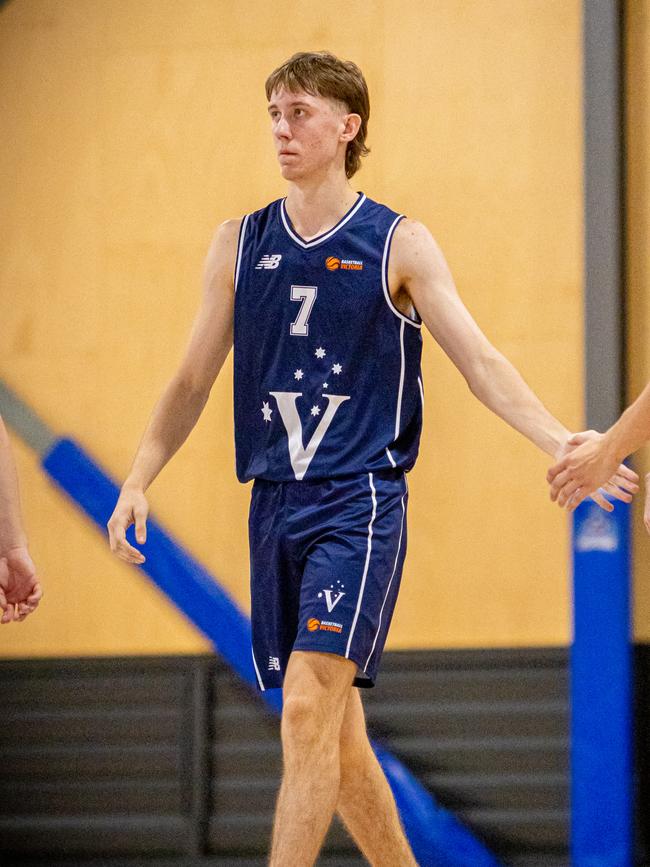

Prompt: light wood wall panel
[
  {"left": 0, "top": 0, "right": 583, "bottom": 657},
  {"left": 626, "top": 1, "right": 650, "bottom": 642}
]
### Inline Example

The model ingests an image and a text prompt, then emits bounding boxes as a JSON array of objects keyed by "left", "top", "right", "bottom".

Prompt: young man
[
  {"left": 107, "top": 52, "right": 637, "bottom": 866},
  {"left": 0, "top": 415, "right": 43, "bottom": 624},
  {"left": 548, "top": 381, "right": 650, "bottom": 528}
]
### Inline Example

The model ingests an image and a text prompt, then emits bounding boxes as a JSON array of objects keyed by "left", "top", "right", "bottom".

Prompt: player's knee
[{"left": 280, "top": 693, "right": 325, "bottom": 750}]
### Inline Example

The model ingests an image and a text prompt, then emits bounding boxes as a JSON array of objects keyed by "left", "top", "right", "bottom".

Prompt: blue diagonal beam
[{"left": 35, "top": 434, "right": 499, "bottom": 866}]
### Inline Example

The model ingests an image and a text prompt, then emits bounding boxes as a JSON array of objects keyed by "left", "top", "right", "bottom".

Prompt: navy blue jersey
[{"left": 233, "top": 193, "right": 424, "bottom": 483}]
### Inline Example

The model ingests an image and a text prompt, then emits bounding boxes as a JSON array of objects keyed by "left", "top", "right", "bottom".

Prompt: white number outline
[{"left": 290, "top": 285, "right": 318, "bottom": 336}]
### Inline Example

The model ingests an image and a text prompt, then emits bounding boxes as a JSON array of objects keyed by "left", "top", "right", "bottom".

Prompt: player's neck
[{"left": 284, "top": 174, "right": 360, "bottom": 242}]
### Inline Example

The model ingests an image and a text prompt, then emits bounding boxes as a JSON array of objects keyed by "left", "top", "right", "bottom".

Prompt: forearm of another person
[
  {"left": 602, "top": 382, "right": 650, "bottom": 461},
  {"left": 108, "top": 218, "right": 240, "bottom": 563},
  {"left": 0, "top": 416, "right": 27, "bottom": 551},
  {"left": 0, "top": 417, "right": 43, "bottom": 623}
]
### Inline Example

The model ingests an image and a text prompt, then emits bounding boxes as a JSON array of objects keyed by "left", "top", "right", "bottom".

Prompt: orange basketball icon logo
[
  {"left": 307, "top": 617, "right": 320, "bottom": 632},
  {"left": 325, "top": 256, "right": 340, "bottom": 271}
]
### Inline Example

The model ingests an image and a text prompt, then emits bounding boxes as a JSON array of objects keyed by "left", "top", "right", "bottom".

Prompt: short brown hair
[{"left": 265, "top": 51, "right": 370, "bottom": 179}]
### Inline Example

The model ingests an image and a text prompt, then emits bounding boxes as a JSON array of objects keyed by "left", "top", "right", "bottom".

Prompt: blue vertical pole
[{"left": 571, "top": 499, "right": 633, "bottom": 866}]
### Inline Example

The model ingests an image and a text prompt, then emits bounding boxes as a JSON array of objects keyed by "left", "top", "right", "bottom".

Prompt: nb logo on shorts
[
  {"left": 256, "top": 254, "right": 282, "bottom": 270},
  {"left": 268, "top": 656, "right": 280, "bottom": 671}
]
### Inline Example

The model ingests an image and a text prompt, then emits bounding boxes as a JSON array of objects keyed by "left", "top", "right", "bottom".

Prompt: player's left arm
[{"left": 390, "top": 218, "right": 638, "bottom": 508}]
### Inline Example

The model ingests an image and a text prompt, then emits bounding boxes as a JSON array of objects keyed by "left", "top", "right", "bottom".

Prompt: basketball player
[
  {"left": 548, "top": 381, "right": 650, "bottom": 528},
  {"left": 0, "top": 415, "right": 43, "bottom": 624},
  {"left": 106, "top": 52, "right": 638, "bottom": 866}
]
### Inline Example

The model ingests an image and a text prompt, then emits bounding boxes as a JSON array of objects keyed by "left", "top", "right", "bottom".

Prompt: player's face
[{"left": 268, "top": 88, "right": 349, "bottom": 181}]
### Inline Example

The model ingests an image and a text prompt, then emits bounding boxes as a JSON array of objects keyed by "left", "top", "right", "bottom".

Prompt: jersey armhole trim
[
  {"left": 382, "top": 215, "right": 422, "bottom": 329},
  {"left": 233, "top": 214, "right": 250, "bottom": 293}
]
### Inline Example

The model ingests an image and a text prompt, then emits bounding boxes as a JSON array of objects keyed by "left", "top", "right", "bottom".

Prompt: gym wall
[
  {"left": 626, "top": 1, "right": 650, "bottom": 643},
  {"left": 1, "top": 0, "right": 590, "bottom": 657}
]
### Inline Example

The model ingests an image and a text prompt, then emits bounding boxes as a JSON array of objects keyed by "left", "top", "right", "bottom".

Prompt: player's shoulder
[
  {"left": 210, "top": 195, "right": 282, "bottom": 245},
  {"left": 389, "top": 217, "right": 448, "bottom": 283},
  {"left": 394, "top": 217, "right": 432, "bottom": 244},
  {"left": 203, "top": 218, "right": 244, "bottom": 286},
  {"left": 390, "top": 217, "right": 436, "bottom": 262},
  {"left": 215, "top": 217, "right": 244, "bottom": 242}
]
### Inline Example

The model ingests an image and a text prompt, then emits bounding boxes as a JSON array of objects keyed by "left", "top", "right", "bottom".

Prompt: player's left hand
[
  {"left": 0, "top": 546, "right": 43, "bottom": 624},
  {"left": 548, "top": 431, "right": 639, "bottom": 513}
]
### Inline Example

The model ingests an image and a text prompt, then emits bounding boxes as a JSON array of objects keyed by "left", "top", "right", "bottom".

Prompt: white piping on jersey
[
  {"left": 418, "top": 375, "right": 425, "bottom": 408},
  {"left": 394, "top": 320, "right": 405, "bottom": 440},
  {"left": 345, "top": 473, "right": 377, "bottom": 660},
  {"left": 280, "top": 193, "right": 367, "bottom": 249},
  {"left": 385, "top": 447, "right": 397, "bottom": 468},
  {"left": 234, "top": 214, "right": 250, "bottom": 293},
  {"left": 364, "top": 475, "right": 407, "bottom": 672},
  {"left": 381, "top": 215, "right": 422, "bottom": 328},
  {"left": 251, "top": 647, "right": 265, "bottom": 691}
]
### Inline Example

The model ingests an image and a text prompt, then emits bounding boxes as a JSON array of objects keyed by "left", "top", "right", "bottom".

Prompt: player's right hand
[{"left": 107, "top": 485, "right": 149, "bottom": 565}]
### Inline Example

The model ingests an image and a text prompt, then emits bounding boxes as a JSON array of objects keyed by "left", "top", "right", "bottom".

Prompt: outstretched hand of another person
[
  {"left": 0, "top": 545, "right": 43, "bottom": 624},
  {"left": 548, "top": 430, "right": 639, "bottom": 513}
]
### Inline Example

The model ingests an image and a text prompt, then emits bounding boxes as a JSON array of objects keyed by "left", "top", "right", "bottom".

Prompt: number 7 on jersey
[{"left": 290, "top": 285, "right": 318, "bottom": 336}]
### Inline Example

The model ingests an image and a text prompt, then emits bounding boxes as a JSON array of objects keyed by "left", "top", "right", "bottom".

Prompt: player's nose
[{"left": 274, "top": 116, "right": 292, "bottom": 139}]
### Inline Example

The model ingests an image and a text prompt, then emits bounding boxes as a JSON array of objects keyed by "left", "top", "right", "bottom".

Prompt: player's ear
[{"left": 341, "top": 113, "right": 361, "bottom": 142}]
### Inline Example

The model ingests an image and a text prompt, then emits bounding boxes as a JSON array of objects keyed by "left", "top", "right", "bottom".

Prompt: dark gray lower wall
[{"left": 0, "top": 647, "right": 647, "bottom": 866}]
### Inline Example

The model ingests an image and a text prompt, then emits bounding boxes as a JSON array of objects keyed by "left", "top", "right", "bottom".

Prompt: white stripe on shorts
[
  {"left": 364, "top": 475, "right": 407, "bottom": 671},
  {"left": 251, "top": 647, "right": 265, "bottom": 691},
  {"left": 345, "top": 472, "right": 377, "bottom": 659}
]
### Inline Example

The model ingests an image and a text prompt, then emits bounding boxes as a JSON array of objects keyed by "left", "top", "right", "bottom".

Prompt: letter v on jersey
[{"left": 269, "top": 391, "right": 351, "bottom": 480}]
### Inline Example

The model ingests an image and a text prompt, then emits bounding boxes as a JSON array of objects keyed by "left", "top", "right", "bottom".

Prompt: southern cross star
[
  {"left": 332, "top": 363, "right": 343, "bottom": 374},
  {"left": 261, "top": 401, "right": 273, "bottom": 422},
  {"left": 310, "top": 405, "right": 321, "bottom": 417},
  {"left": 315, "top": 347, "right": 326, "bottom": 359},
  {"left": 294, "top": 369, "right": 304, "bottom": 380}
]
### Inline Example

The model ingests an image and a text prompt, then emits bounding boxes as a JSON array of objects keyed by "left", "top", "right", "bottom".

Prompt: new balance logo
[
  {"left": 256, "top": 254, "right": 282, "bottom": 270},
  {"left": 268, "top": 656, "right": 281, "bottom": 671}
]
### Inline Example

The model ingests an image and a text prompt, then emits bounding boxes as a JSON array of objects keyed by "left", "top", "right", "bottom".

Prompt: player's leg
[
  {"left": 336, "top": 687, "right": 417, "bottom": 866},
  {"left": 269, "top": 649, "right": 356, "bottom": 867}
]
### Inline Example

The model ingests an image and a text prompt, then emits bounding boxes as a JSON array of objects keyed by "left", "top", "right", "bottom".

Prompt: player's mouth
[{"left": 278, "top": 150, "right": 298, "bottom": 157}]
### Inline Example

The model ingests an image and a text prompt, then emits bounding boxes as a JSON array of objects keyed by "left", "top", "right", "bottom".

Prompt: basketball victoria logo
[{"left": 269, "top": 391, "right": 350, "bottom": 480}]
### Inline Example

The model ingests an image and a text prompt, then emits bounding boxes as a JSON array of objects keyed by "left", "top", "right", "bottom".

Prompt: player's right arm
[{"left": 107, "top": 218, "right": 241, "bottom": 564}]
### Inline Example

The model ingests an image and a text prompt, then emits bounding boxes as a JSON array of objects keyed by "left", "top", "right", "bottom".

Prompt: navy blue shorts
[{"left": 248, "top": 469, "right": 408, "bottom": 690}]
